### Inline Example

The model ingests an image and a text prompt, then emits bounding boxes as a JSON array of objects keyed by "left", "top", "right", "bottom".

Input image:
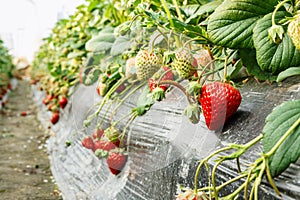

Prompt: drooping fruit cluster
[
  {"left": 175, "top": 189, "right": 211, "bottom": 200},
  {"left": 199, "top": 82, "right": 242, "bottom": 130},
  {"left": 135, "top": 49, "right": 163, "bottom": 81},
  {"left": 172, "top": 48, "right": 197, "bottom": 79},
  {"left": 81, "top": 127, "right": 127, "bottom": 175},
  {"left": 148, "top": 66, "right": 174, "bottom": 101}
]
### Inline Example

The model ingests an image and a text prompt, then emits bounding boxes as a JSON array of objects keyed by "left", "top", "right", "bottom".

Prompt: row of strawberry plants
[
  {"left": 32, "top": 0, "right": 300, "bottom": 199},
  {"left": 0, "top": 38, "right": 15, "bottom": 108}
]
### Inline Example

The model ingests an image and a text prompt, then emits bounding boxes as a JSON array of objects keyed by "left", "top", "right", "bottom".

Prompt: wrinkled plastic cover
[{"left": 32, "top": 78, "right": 300, "bottom": 200}]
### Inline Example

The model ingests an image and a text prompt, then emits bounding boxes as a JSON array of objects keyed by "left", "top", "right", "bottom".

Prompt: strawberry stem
[
  {"left": 109, "top": 81, "right": 146, "bottom": 121},
  {"left": 119, "top": 112, "right": 138, "bottom": 145},
  {"left": 159, "top": 80, "right": 194, "bottom": 104},
  {"left": 172, "top": 0, "right": 183, "bottom": 22},
  {"left": 160, "top": 0, "right": 181, "bottom": 48},
  {"left": 271, "top": 0, "right": 290, "bottom": 26}
]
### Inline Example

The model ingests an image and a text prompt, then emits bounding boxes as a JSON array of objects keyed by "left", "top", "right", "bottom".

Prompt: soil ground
[{"left": 0, "top": 80, "right": 61, "bottom": 200}]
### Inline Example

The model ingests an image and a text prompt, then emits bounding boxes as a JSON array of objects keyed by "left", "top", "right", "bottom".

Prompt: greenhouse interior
[{"left": 0, "top": 0, "right": 299, "bottom": 199}]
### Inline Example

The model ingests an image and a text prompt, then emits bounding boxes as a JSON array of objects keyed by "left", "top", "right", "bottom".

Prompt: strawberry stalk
[
  {"left": 84, "top": 78, "right": 128, "bottom": 127},
  {"left": 160, "top": 0, "right": 181, "bottom": 48},
  {"left": 109, "top": 81, "right": 146, "bottom": 120},
  {"left": 119, "top": 112, "right": 138, "bottom": 145},
  {"left": 194, "top": 117, "right": 300, "bottom": 199},
  {"left": 159, "top": 80, "right": 195, "bottom": 104}
]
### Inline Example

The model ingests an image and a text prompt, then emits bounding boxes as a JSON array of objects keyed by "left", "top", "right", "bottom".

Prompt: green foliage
[
  {"left": 253, "top": 11, "right": 300, "bottom": 74},
  {"left": 0, "top": 39, "right": 14, "bottom": 87},
  {"left": 207, "top": 0, "right": 300, "bottom": 77},
  {"left": 263, "top": 100, "right": 300, "bottom": 177}
]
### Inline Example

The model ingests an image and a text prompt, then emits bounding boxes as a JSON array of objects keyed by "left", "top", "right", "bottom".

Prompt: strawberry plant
[
  {"left": 186, "top": 100, "right": 300, "bottom": 199},
  {"left": 0, "top": 38, "right": 15, "bottom": 106}
]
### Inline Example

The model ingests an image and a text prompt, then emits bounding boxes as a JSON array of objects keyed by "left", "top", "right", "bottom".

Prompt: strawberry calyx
[
  {"left": 104, "top": 126, "right": 119, "bottom": 144},
  {"left": 183, "top": 103, "right": 201, "bottom": 124},
  {"left": 150, "top": 86, "right": 166, "bottom": 101}
]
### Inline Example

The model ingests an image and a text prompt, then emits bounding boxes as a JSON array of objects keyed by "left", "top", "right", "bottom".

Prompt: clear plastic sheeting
[{"left": 32, "top": 78, "right": 300, "bottom": 200}]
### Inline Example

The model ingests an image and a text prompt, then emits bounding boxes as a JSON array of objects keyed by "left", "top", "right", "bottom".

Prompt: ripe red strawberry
[
  {"left": 92, "top": 128, "right": 104, "bottom": 140},
  {"left": 82, "top": 136, "right": 94, "bottom": 150},
  {"left": 59, "top": 97, "right": 68, "bottom": 109},
  {"left": 148, "top": 67, "right": 173, "bottom": 92},
  {"left": 106, "top": 149, "right": 127, "bottom": 175},
  {"left": 199, "top": 82, "right": 241, "bottom": 130},
  {"left": 96, "top": 81, "right": 108, "bottom": 97},
  {"left": 115, "top": 83, "right": 126, "bottom": 93},
  {"left": 20, "top": 111, "right": 27, "bottom": 116},
  {"left": 94, "top": 139, "right": 117, "bottom": 152},
  {"left": 50, "top": 112, "right": 60, "bottom": 125}
]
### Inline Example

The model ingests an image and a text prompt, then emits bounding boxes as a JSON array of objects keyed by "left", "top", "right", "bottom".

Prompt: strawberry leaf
[
  {"left": 239, "top": 49, "right": 277, "bottom": 81},
  {"left": 133, "top": 85, "right": 154, "bottom": 116},
  {"left": 262, "top": 100, "right": 300, "bottom": 177},
  {"left": 276, "top": 67, "right": 300, "bottom": 82},
  {"left": 207, "top": 0, "right": 277, "bottom": 48},
  {"left": 253, "top": 11, "right": 300, "bottom": 74}
]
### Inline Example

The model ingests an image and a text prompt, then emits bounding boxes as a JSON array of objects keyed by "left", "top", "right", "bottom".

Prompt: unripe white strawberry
[
  {"left": 287, "top": 13, "right": 300, "bottom": 50},
  {"left": 172, "top": 48, "right": 197, "bottom": 79},
  {"left": 135, "top": 50, "right": 163, "bottom": 81}
]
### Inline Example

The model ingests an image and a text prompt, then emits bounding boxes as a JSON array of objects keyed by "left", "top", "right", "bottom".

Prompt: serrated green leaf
[
  {"left": 253, "top": 11, "right": 300, "bottom": 74},
  {"left": 183, "top": 1, "right": 221, "bottom": 23},
  {"left": 276, "top": 67, "right": 300, "bottom": 82},
  {"left": 133, "top": 85, "right": 154, "bottom": 116},
  {"left": 207, "top": 0, "right": 278, "bottom": 48},
  {"left": 239, "top": 49, "right": 277, "bottom": 81},
  {"left": 172, "top": 19, "right": 208, "bottom": 42},
  {"left": 263, "top": 100, "right": 300, "bottom": 177}
]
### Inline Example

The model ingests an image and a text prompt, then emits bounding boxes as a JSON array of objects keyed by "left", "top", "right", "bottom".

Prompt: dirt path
[{"left": 0, "top": 80, "right": 61, "bottom": 200}]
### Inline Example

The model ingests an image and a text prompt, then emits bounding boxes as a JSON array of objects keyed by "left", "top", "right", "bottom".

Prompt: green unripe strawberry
[
  {"left": 135, "top": 50, "right": 163, "bottom": 81},
  {"left": 172, "top": 48, "right": 197, "bottom": 79}
]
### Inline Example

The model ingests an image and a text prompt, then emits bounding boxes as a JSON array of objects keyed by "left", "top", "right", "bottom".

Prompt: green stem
[
  {"left": 265, "top": 117, "right": 300, "bottom": 157},
  {"left": 110, "top": 81, "right": 146, "bottom": 120},
  {"left": 94, "top": 78, "right": 128, "bottom": 119},
  {"left": 119, "top": 112, "right": 138, "bottom": 145},
  {"left": 160, "top": 0, "right": 180, "bottom": 48},
  {"left": 159, "top": 80, "right": 194, "bottom": 104},
  {"left": 218, "top": 173, "right": 248, "bottom": 192},
  {"left": 271, "top": 0, "right": 291, "bottom": 26},
  {"left": 265, "top": 157, "right": 281, "bottom": 197},
  {"left": 97, "top": 101, "right": 113, "bottom": 128},
  {"left": 111, "top": 111, "right": 134, "bottom": 127},
  {"left": 222, "top": 174, "right": 256, "bottom": 200},
  {"left": 172, "top": 0, "right": 183, "bottom": 22},
  {"left": 254, "top": 159, "right": 266, "bottom": 200},
  {"left": 211, "top": 160, "right": 224, "bottom": 199},
  {"left": 244, "top": 168, "right": 254, "bottom": 200},
  {"left": 194, "top": 146, "right": 233, "bottom": 193}
]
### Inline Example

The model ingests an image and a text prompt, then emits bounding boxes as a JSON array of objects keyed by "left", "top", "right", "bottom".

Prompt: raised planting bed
[{"left": 32, "top": 78, "right": 300, "bottom": 200}]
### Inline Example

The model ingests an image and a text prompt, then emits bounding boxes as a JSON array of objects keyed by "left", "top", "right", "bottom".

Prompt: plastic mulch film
[{"left": 32, "top": 78, "right": 300, "bottom": 200}]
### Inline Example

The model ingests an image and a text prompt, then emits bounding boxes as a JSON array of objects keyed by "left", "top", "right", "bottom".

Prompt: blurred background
[{"left": 0, "top": 0, "right": 84, "bottom": 62}]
